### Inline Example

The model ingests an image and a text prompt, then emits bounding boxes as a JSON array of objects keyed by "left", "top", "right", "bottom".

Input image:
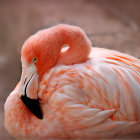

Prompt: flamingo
[{"left": 4, "top": 24, "right": 140, "bottom": 139}]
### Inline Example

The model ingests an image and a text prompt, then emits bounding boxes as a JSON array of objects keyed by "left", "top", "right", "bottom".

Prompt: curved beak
[{"left": 20, "top": 64, "right": 43, "bottom": 119}]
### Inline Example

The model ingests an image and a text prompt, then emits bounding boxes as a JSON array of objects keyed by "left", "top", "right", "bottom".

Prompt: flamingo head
[
  {"left": 19, "top": 24, "right": 91, "bottom": 120},
  {"left": 19, "top": 28, "right": 63, "bottom": 119}
]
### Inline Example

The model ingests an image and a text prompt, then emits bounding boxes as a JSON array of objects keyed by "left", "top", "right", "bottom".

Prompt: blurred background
[{"left": 0, "top": 0, "right": 140, "bottom": 139}]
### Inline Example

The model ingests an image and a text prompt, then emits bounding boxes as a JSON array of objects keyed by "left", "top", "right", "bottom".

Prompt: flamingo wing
[{"left": 38, "top": 48, "right": 140, "bottom": 138}]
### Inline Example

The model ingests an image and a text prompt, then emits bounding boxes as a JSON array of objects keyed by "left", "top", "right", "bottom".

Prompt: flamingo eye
[{"left": 32, "top": 57, "right": 37, "bottom": 63}]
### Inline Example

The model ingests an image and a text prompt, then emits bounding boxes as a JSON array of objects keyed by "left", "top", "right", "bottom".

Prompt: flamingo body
[{"left": 4, "top": 25, "right": 140, "bottom": 139}]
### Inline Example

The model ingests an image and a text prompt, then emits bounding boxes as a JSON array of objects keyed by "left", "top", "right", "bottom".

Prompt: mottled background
[{"left": 0, "top": 0, "right": 140, "bottom": 139}]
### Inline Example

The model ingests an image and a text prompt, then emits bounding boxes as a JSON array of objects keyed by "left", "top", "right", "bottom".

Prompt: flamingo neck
[{"left": 52, "top": 25, "right": 92, "bottom": 65}]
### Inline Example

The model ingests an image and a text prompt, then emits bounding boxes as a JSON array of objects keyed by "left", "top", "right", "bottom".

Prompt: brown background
[{"left": 0, "top": 0, "right": 140, "bottom": 139}]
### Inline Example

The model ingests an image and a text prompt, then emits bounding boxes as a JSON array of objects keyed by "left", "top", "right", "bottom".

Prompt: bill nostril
[{"left": 24, "top": 77, "right": 27, "bottom": 84}]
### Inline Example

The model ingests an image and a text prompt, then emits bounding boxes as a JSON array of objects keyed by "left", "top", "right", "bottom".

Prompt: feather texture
[{"left": 4, "top": 25, "right": 140, "bottom": 139}]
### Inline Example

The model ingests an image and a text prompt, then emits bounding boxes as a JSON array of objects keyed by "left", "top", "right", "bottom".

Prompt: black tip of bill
[{"left": 20, "top": 95, "right": 43, "bottom": 119}]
